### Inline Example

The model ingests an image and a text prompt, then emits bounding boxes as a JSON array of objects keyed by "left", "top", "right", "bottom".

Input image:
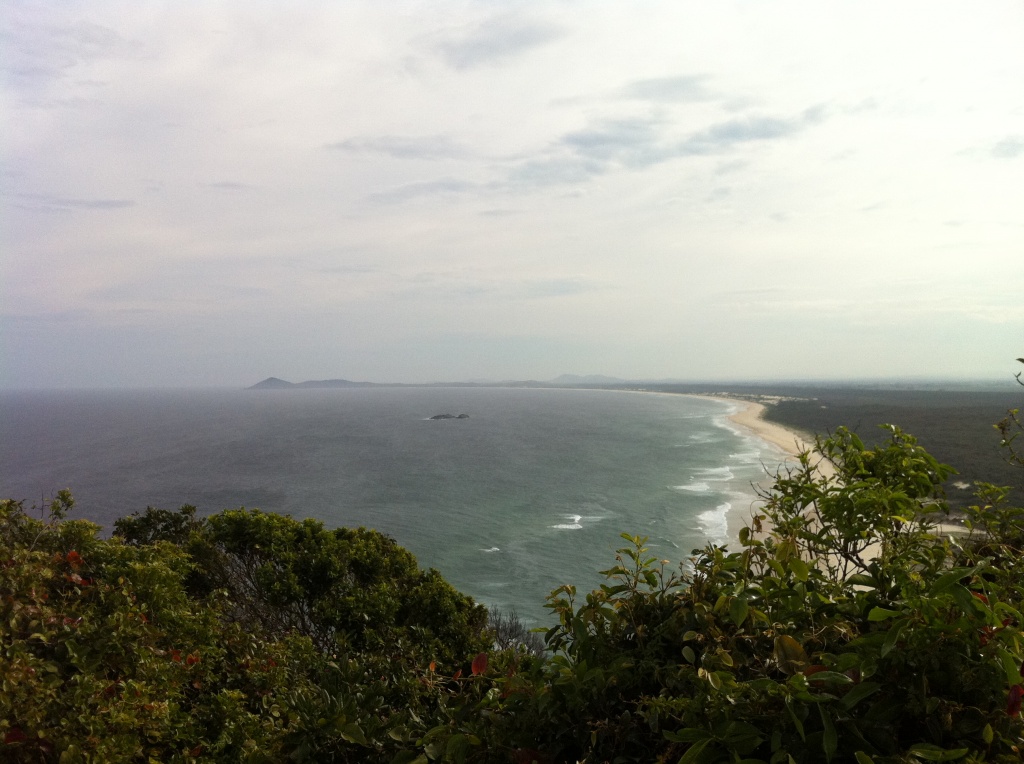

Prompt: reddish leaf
[
  {"left": 170, "top": 649, "right": 182, "bottom": 663},
  {"left": 972, "top": 591, "right": 989, "bottom": 605},
  {"left": 4, "top": 728, "right": 27, "bottom": 744},
  {"left": 186, "top": 653, "right": 200, "bottom": 666},
  {"left": 1008, "top": 684, "right": 1024, "bottom": 717},
  {"left": 66, "top": 550, "right": 83, "bottom": 568},
  {"left": 472, "top": 652, "right": 488, "bottom": 676},
  {"left": 453, "top": 669, "right": 462, "bottom": 680},
  {"left": 429, "top": 661, "right": 436, "bottom": 672}
]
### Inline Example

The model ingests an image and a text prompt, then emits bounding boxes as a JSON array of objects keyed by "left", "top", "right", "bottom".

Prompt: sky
[{"left": 2, "top": 1, "right": 1022, "bottom": 388}]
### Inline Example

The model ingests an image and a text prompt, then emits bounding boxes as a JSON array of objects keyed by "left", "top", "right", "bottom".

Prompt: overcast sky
[{"left": 2, "top": 1, "right": 1022, "bottom": 388}]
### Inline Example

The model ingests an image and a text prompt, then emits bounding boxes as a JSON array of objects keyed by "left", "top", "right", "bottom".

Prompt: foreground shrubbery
[{"left": 3, "top": 423, "right": 1024, "bottom": 762}]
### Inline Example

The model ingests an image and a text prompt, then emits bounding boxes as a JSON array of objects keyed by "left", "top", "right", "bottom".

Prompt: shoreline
[
  {"left": 694, "top": 395, "right": 831, "bottom": 546},
  {"left": 699, "top": 395, "right": 965, "bottom": 554}
]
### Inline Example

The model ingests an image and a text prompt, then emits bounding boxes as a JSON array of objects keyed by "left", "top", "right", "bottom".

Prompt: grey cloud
[
  {"left": 992, "top": 137, "right": 1023, "bottom": 159},
  {"left": 559, "top": 108, "right": 823, "bottom": 174},
  {"left": 366, "top": 108, "right": 825, "bottom": 202},
  {"left": 620, "top": 75, "right": 714, "bottom": 102},
  {"left": 15, "top": 193, "right": 135, "bottom": 211},
  {"left": 681, "top": 117, "right": 797, "bottom": 155},
  {"left": 1, "top": 14, "right": 138, "bottom": 92},
  {"left": 494, "top": 120, "right": 665, "bottom": 191},
  {"left": 678, "top": 107, "right": 824, "bottom": 155},
  {"left": 367, "top": 178, "right": 479, "bottom": 203},
  {"left": 327, "top": 135, "right": 467, "bottom": 160},
  {"left": 505, "top": 156, "right": 606, "bottom": 188},
  {"left": 202, "top": 181, "right": 251, "bottom": 190},
  {"left": 562, "top": 119, "right": 664, "bottom": 164},
  {"left": 433, "top": 16, "right": 563, "bottom": 70}
]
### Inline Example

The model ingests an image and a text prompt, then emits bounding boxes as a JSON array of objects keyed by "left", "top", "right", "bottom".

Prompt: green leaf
[
  {"left": 929, "top": 568, "right": 971, "bottom": 596},
  {"left": 868, "top": 607, "right": 901, "bottom": 621},
  {"left": 950, "top": 583, "right": 986, "bottom": 616},
  {"left": 789, "top": 557, "right": 810, "bottom": 582},
  {"left": 907, "top": 743, "right": 970, "bottom": 761},
  {"left": 730, "top": 597, "right": 749, "bottom": 627},
  {"left": 665, "top": 728, "right": 712, "bottom": 744},
  {"left": 982, "top": 724, "right": 994, "bottom": 745},
  {"left": 841, "top": 682, "right": 881, "bottom": 710},
  {"left": 774, "top": 635, "right": 809, "bottom": 675},
  {"left": 677, "top": 737, "right": 713, "bottom": 764},
  {"left": 446, "top": 734, "right": 470, "bottom": 764},
  {"left": 805, "top": 671, "right": 853, "bottom": 685},
  {"left": 784, "top": 697, "right": 806, "bottom": 741},
  {"left": 819, "top": 706, "right": 837, "bottom": 762},
  {"left": 881, "top": 619, "right": 908, "bottom": 658},
  {"left": 998, "top": 648, "right": 1022, "bottom": 685},
  {"left": 854, "top": 753, "right": 875, "bottom": 764},
  {"left": 682, "top": 646, "right": 696, "bottom": 664},
  {"left": 340, "top": 722, "right": 369, "bottom": 747},
  {"left": 388, "top": 726, "right": 411, "bottom": 742}
]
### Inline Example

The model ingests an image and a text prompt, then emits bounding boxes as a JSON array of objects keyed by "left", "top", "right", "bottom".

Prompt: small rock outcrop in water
[{"left": 430, "top": 413, "right": 470, "bottom": 420}]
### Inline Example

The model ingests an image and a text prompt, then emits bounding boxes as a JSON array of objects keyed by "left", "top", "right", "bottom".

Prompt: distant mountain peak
[
  {"left": 250, "top": 377, "right": 294, "bottom": 389},
  {"left": 248, "top": 377, "right": 375, "bottom": 389}
]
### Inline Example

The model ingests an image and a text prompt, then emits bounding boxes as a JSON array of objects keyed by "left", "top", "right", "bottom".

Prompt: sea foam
[
  {"left": 697, "top": 502, "right": 731, "bottom": 545},
  {"left": 552, "top": 514, "right": 583, "bottom": 530}
]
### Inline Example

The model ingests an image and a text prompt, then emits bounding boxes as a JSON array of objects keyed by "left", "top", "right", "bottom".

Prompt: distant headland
[
  {"left": 248, "top": 374, "right": 644, "bottom": 390},
  {"left": 249, "top": 377, "right": 379, "bottom": 389}
]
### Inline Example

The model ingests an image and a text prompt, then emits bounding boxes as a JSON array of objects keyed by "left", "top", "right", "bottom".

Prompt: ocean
[{"left": 0, "top": 387, "right": 791, "bottom": 626}]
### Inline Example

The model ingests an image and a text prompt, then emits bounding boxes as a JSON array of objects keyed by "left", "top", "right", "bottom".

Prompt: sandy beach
[
  {"left": 697, "top": 396, "right": 833, "bottom": 546},
  {"left": 706, "top": 395, "right": 965, "bottom": 556}
]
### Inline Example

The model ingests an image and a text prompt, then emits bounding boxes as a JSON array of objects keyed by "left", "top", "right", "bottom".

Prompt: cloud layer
[{"left": 2, "top": 1, "right": 1022, "bottom": 387}]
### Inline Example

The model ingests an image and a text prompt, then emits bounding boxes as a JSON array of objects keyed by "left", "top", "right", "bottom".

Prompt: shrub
[{"left": 401, "top": 426, "right": 1024, "bottom": 763}]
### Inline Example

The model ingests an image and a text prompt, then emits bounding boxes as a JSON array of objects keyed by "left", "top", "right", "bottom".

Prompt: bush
[{"left": 402, "top": 426, "right": 1024, "bottom": 763}]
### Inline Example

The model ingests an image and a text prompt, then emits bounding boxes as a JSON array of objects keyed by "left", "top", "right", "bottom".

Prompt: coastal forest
[{"left": 3, "top": 393, "right": 1024, "bottom": 762}]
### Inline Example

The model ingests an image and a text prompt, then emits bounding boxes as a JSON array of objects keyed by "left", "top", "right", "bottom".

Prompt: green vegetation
[{"left": 3, "top": 412, "right": 1024, "bottom": 761}]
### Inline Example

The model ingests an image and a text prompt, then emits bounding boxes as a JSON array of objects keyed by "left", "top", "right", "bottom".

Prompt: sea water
[{"left": 0, "top": 387, "right": 791, "bottom": 626}]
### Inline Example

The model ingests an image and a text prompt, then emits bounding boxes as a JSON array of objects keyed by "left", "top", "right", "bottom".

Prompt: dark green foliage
[
  {"left": 3, "top": 499, "right": 489, "bottom": 762},
  {"left": 115, "top": 505, "right": 489, "bottom": 666},
  {"left": 1, "top": 496, "right": 314, "bottom": 761}
]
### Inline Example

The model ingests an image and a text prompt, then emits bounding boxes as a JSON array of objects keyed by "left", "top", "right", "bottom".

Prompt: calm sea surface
[{"left": 0, "top": 387, "right": 790, "bottom": 625}]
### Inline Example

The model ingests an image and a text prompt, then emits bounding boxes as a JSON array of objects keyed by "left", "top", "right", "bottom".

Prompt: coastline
[
  {"left": 695, "top": 395, "right": 830, "bottom": 546},
  {"left": 701, "top": 395, "right": 964, "bottom": 554}
]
